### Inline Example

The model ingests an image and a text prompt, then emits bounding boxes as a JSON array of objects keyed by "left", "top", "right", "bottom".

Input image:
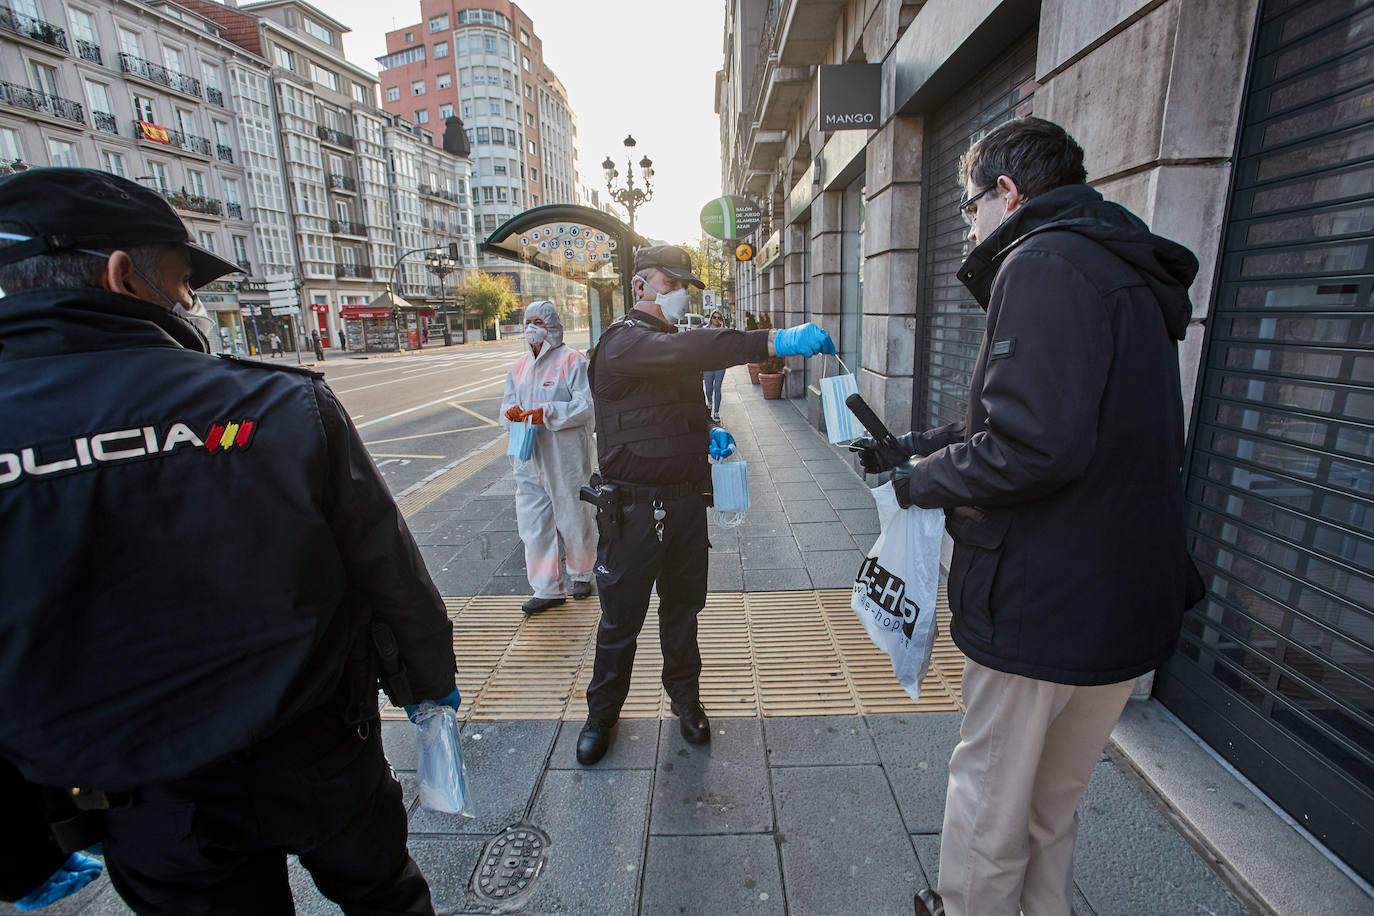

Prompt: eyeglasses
[{"left": 959, "top": 187, "right": 991, "bottom": 226}]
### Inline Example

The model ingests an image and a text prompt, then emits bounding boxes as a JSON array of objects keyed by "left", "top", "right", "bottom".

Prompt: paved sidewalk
[{"left": 6, "top": 367, "right": 1264, "bottom": 915}]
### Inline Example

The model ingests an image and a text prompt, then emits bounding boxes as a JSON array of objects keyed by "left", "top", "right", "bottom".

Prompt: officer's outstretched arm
[
  {"left": 314, "top": 380, "right": 457, "bottom": 701},
  {"left": 604, "top": 324, "right": 770, "bottom": 376}
]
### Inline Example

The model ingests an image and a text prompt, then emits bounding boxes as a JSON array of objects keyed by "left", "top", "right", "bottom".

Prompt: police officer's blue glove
[
  {"left": 773, "top": 322, "right": 837, "bottom": 357},
  {"left": 405, "top": 686, "right": 462, "bottom": 723},
  {"left": 708, "top": 428, "right": 736, "bottom": 460},
  {"left": 13, "top": 852, "right": 102, "bottom": 911}
]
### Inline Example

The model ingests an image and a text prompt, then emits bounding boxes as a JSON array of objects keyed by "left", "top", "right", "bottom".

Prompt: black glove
[
  {"left": 892, "top": 458, "right": 919, "bottom": 509},
  {"left": 847, "top": 434, "right": 914, "bottom": 475}
]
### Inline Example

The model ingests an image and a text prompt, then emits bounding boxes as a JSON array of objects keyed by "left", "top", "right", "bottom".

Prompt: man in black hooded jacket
[{"left": 853, "top": 118, "right": 1203, "bottom": 916}]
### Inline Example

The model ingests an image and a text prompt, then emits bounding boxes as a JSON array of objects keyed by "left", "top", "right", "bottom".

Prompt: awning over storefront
[{"left": 341, "top": 307, "right": 392, "bottom": 319}]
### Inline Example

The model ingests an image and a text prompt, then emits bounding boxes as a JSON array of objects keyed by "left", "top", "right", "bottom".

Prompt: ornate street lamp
[
  {"left": 424, "top": 245, "right": 460, "bottom": 346},
  {"left": 602, "top": 134, "right": 654, "bottom": 233}
]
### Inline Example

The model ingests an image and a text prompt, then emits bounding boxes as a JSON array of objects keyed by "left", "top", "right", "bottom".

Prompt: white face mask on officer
[{"left": 638, "top": 274, "right": 690, "bottom": 323}]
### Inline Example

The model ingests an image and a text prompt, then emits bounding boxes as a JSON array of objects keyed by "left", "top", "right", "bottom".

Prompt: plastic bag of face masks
[
  {"left": 819, "top": 358, "right": 863, "bottom": 445},
  {"left": 412, "top": 703, "right": 474, "bottom": 816},
  {"left": 507, "top": 419, "right": 535, "bottom": 462},
  {"left": 710, "top": 455, "right": 749, "bottom": 528}
]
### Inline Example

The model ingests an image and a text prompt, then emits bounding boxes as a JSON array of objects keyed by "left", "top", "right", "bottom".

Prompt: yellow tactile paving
[
  {"left": 394, "top": 436, "right": 506, "bottom": 517},
  {"left": 383, "top": 589, "right": 965, "bottom": 721}
]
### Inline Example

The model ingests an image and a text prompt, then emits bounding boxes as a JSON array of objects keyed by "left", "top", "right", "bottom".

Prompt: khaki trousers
[{"left": 937, "top": 659, "right": 1134, "bottom": 916}]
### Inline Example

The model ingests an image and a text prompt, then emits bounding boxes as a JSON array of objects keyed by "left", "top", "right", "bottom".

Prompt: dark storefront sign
[
  {"left": 818, "top": 63, "right": 881, "bottom": 131},
  {"left": 914, "top": 30, "right": 1037, "bottom": 431},
  {"left": 1156, "top": 0, "right": 1374, "bottom": 882}
]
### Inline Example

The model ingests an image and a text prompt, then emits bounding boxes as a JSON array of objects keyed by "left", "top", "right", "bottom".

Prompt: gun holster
[{"left": 581, "top": 474, "right": 623, "bottom": 542}]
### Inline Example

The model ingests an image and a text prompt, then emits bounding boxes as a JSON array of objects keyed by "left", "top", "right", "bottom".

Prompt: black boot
[
  {"left": 576, "top": 718, "right": 615, "bottom": 765},
  {"left": 522, "top": 596, "right": 566, "bottom": 615},
  {"left": 913, "top": 888, "right": 944, "bottom": 916},
  {"left": 669, "top": 699, "right": 711, "bottom": 745}
]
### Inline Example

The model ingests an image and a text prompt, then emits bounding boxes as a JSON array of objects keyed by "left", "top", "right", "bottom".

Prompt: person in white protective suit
[{"left": 500, "top": 300, "right": 598, "bottom": 615}]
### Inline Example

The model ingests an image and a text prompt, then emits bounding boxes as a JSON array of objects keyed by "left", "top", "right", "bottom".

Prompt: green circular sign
[{"left": 700, "top": 195, "right": 763, "bottom": 241}]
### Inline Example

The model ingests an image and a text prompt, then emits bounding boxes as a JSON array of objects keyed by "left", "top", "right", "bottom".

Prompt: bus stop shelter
[{"left": 480, "top": 204, "right": 644, "bottom": 349}]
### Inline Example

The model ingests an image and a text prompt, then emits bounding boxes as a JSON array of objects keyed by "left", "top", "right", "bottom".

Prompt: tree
[
  {"left": 458, "top": 271, "right": 519, "bottom": 325},
  {"left": 685, "top": 236, "right": 729, "bottom": 312}
]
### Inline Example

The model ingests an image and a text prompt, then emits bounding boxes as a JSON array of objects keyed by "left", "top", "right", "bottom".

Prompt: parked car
[{"left": 675, "top": 313, "right": 707, "bottom": 331}]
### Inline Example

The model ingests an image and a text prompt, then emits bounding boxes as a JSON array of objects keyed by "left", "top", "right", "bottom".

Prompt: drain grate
[{"left": 471, "top": 824, "right": 550, "bottom": 905}]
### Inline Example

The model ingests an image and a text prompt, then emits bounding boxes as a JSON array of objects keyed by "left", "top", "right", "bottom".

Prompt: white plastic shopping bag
[
  {"left": 710, "top": 455, "right": 749, "bottom": 528},
  {"left": 851, "top": 483, "right": 944, "bottom": 703},
  {"left": 819, "top": 357, "right": 863, "bottom": 444},
  {"left": 507, "top": 419, "right": 535, "bottom": 461},
  {"left": 412, "top": 703, "right": 474, "bottom": 816}
]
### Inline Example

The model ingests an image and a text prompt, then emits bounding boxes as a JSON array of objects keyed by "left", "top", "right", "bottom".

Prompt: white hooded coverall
[{"left": 500, "top": 300, "right": 597, "bottom": 598}]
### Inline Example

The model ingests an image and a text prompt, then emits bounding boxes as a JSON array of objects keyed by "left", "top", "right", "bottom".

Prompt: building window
[
  {"left": 414, "top": 109, "right": 429, "bottom": 124},
  {"left": 489, "top": 100, "right": 501, "bottom": 116},
  {"left": 530, "top": 167, "right": 537, "bottom": 182},
  {"left": 520, "top": 29, "right": 530, "bottom": 47},
  {"left": 434, "top": 41, "right": 448, "bottom": 58},
  {"left": 404, "top": 31, "right": 413, "bottom": 43},
  {"left": 0, "top": 127, "right": 21, "bottom": 163},
  {"left": 475, "top": 127, "right": 489, "bottom": 143},
  {"left": 527, "top": 140, "right": 535, "bottom": 155},
  {"left": 437, "top": 73, "right": 451, "bottom": 90},
  {"left": 439, "top": 103, "right": 453, "bottom": 118},
  {"left": 386, "top": 86, "right": 400, "bottom": 102},
  {"left": 524, "top": 83, "right": 532, "bottom": 100},
  {"left": 102, "top": 150, "right": 126, "bottom": 177},
  {"left": 303, "top": 19, "right": 334, "bottom": 45},
  {"left": 273, "top": 47, "right": 295, "bottom": 70},
  {"left": 411, "top": 80, "right": 425, "bottom": 96},
  {"left": 493, "top": 163, "right": 506, "bottom": 176},
  {"left": 428, "top": 15, "right": 448, "bottom": 32},
  {"left": 526, "top": 112, "right": 534, "bottom": 127},
  {"left": 187, "top": 170, "right": 207, "bottom": 197},
  {"left": 198, "top": 231, "right": 216, "bottom": 252},
  {"left": 507, "top": 129, "right": 517, "bottom": 146},
  {"left": 378, "top": 47, "right": 424, "bottom": 70},
  {"left": 47, "top": 139, "right": 78, "bottom": 168},
  {"left": 522, "top": 56, "right": 530, "bottom": 71},
  {"left": 310, "top": 64, "right": 339, "bottom": 92},
  {"left": 353, "top": 82, "right": 372, "bottom": 105},
  {"left": 232, "top": 235, "right": 249, "bottom": 263},
  {"left": 461, "top": 102, "right": 472, "bottom": 118}
]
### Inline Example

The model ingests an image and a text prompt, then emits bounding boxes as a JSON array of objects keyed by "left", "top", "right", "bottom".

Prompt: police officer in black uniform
[
  {"left": 0, "top": 168, "right": 458, "bottom": 914},
  {"left": 576, "top": 245, "right": 835, "bottom": 764}
]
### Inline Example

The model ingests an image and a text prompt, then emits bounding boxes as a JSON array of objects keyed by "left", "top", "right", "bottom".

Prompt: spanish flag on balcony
[{"left": 137, "top": 121, "right": 170, "bottom": 143}]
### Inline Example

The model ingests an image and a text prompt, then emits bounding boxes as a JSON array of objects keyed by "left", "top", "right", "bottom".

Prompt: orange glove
[
  {"left": 525, "top": 407, "right": 545, "bottom": 425},
  {"left": 505, "top": 405, "right": 526, "bottom": 422}
]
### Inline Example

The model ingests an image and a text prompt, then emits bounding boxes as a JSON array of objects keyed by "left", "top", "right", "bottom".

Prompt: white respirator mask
[
  {"left": 524, "top": 324, "right": 548, "bottom": 346},
  {"left": 639, "top": 275, "right": 690, "bottom": 323}
]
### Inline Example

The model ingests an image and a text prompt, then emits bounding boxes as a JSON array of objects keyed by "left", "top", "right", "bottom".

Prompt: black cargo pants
[
  {"left": 102, "top": 708, "right": 433, "bottom": 915},
  {"left": 586, "top": 494, "right": 709, "bottom": 722}
]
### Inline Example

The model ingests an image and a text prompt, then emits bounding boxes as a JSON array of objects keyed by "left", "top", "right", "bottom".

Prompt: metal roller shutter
[
  {"left": 915, "top": 31, "right": 1038, "bottom": 431},
  {"left": 1156, "top": 0, "right": 1374, "bottom": 882}
]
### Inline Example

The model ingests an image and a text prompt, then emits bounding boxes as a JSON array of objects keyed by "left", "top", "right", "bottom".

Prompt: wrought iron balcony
[
  {"left": 206, "top": 86, "right": 224, "bottom": 107},
  {"left": 92, "top": 111, "right": 118, "bottom": 134},
  {"left": 316, "top": 126, "right": 355, "bottom": 149},
  {"left": 0, "top": 159, "right": 30, "bottom": 176},
  {"left": 0, "top": 80, "right": 84, "bottom": 124},
  {"left": 226, "top": 201, "right": 243, "bottom": 219},
  {"left": 334, "top": 263, "right": 373, "bottom": 279},
  {"left": 417, "top": 182, "right": 459, "bottom": 202},
  {"left": 118, "top": 53, "right": 202, "bottom": 98},
  {"left": 0, "top": 7, "right": 68, "bottom": 51},
  {"left": 76, "top": 39, "right": 101, "bottom": 64},
  {"left": 216, "top": 143, "right": 233, "bottom": 163},
  {"left": 327, "top": 173, "right": 357, "bottom": 192},
  {"left": 162, "top": 188, "right": 223, "bottom": 216},
  {"left": 329, "top": 219, "right": 367, "bottom": 236},
  {"left": 134, "top": 121, "right": 213, "bottom": 157}
]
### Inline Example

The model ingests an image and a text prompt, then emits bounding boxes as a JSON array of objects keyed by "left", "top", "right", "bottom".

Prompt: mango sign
[{"left": 699, "top": 196, "right": 762, "bottom": 241}]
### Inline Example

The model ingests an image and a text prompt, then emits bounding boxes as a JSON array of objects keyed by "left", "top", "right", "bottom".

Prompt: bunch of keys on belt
[{"left": 652, "top": 499, "right": 666, "bottom": 542}]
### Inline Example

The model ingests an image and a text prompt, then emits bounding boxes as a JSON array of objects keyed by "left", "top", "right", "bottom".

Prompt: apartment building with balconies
[
  {"left": 0, "top": 0, "right": 268, "bottom": 353},
  {"left": 377, "top": 1, "right": 582, "bottom": 275}
]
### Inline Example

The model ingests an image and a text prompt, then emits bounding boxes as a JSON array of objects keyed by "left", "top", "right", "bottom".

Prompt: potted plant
[
  {"left": 757, "top": 355, "right": 785, "bottom": 399},
  {"left": 747, "top": 312, "right": 769, "bottom": 384}
]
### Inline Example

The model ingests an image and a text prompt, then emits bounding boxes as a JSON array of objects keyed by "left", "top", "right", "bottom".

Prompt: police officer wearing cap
[
  {"left": 576, "top": 244, "right": 835, "bottom": 765},
  {"left": 0, "top": 168, "right": 458, "bottom": 913}
]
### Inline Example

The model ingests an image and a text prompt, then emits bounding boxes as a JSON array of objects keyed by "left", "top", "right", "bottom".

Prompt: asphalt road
[{"left": 303, "top": 340, "right": 527, "bottom": 494}]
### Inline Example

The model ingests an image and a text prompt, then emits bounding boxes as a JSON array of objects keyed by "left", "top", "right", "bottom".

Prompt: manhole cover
[{"left": 471, "top": 823, "right": 550, "bottom": 905}]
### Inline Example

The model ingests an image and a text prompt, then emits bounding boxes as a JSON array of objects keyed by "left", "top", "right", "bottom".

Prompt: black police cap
[
  {"left": 633, "top": 244, "right": 704, "bottom": 289},
  {"left": 0, "top": 167, "right": 241, "bottom": 288}
]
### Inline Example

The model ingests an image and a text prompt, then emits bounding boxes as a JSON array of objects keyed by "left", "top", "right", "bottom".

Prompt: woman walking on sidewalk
[{"left": 701, "top": 310, "right": 727, "bottom": 421}]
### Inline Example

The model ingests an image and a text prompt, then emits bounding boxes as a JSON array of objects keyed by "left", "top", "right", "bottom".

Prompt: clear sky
[{"left": 314, "top": 0, "right": 729, "bottom": 245}]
